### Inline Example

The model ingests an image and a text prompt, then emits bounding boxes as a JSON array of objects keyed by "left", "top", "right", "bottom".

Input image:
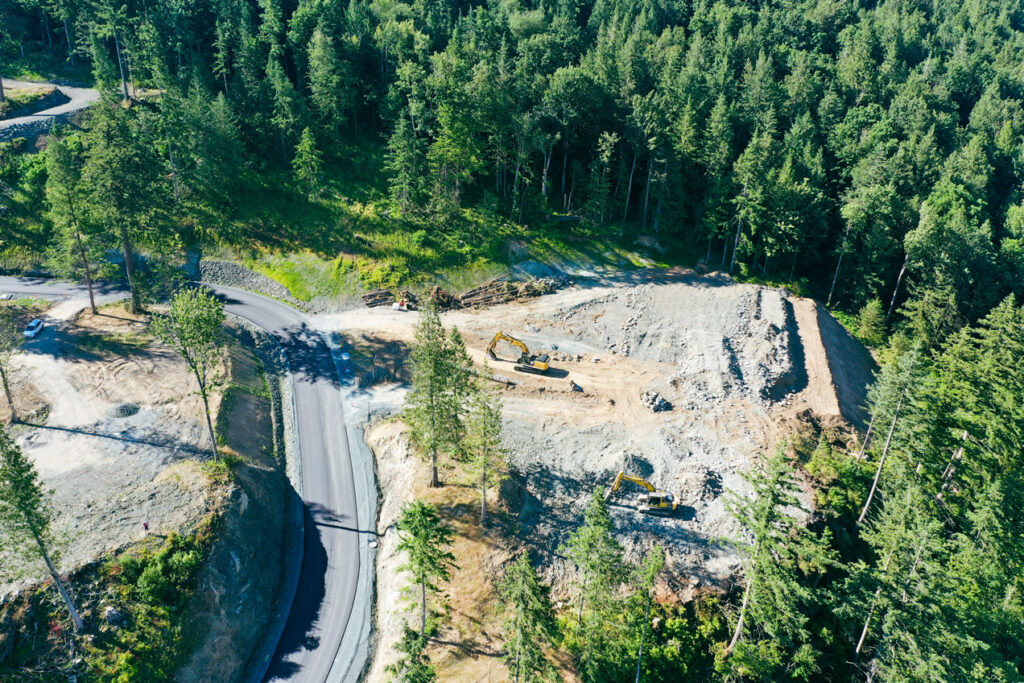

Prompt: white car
[{"left": 23, "top": 319, "right": 44, "bottom": 339}]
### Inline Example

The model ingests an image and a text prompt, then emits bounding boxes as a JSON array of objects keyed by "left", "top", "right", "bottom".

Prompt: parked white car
[{"left": 23, "top": 319, "right": 44, "bottom": 339}]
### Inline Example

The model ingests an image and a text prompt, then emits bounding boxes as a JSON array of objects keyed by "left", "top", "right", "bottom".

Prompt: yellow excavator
[
  {"left": 486, "top": 331, "right": 550, "bottom": 374},
  {"left": 605, "top": 471, "right": 679, "bottom": 515}
]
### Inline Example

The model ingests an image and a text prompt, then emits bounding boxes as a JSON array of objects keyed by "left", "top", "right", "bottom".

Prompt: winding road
[
  {"left": 0, "top": 277, "right": 371, "bottom": 682},
  {"left": 0, "top": 79, "right": 99, "bottom": 131}
]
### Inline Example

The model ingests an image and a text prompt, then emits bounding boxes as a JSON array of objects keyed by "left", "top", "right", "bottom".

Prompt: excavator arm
[
  {"left": 606, "top": 471, "right": 657, "bottom": 498},
  {"left": 487, "top": 331, "right": 530, "bottom": 360},
  {"left": 486, "top": 332, "right": 550, "bottom": 374}
]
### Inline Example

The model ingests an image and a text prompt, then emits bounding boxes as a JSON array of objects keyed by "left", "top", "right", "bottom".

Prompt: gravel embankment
[{"left": 198, "top": 260, "right": 307, "bottom": 310}]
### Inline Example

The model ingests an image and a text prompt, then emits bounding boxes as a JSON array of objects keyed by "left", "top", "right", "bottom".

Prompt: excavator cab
[
  {"left": 487, "top": 331, "right": 550, "bottom": 374},
  {"left": 606, "top": 470, "right": 679, "bottom": 516},
  {"left": 638, "top": 491, "right": 676, "bottom": 515}
]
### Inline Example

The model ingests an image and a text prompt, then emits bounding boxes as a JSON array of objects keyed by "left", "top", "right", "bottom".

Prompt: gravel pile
[
  {"left": 495, "top": 279, "right": 818, "bottom": 594},
  {"left": 554, "top": 282, "right": 800, "bottom": 404},
  {"left": 109, "top": 402, "right": 140, "bottom": 418}
]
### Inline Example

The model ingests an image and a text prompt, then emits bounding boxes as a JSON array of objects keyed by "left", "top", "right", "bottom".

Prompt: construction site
[{"left": 327, "top": 267, "right": 876, "bottom": 678}]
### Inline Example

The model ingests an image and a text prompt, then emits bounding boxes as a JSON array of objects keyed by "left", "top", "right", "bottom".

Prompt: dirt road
[{"left": 0, "top": 79, "right": 99, "bottom": 129}]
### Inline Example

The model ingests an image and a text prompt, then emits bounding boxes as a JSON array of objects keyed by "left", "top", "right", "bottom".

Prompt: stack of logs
[
  {"left": 364, "top": 277, "right": 563, "bottom": 311},
  {"left": 361, "top": 289, "right": 418, "bottom": 308},
  {"left": 458, "top": 279, "right": 556, "bottom": 307}
]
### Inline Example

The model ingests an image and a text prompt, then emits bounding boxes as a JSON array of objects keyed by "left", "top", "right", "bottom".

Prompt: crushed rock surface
[{"left": 322, "top": 271, "right": 873, "bottom": 599}]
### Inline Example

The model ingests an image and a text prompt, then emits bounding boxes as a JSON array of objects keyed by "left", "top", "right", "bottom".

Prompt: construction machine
[
  {"left": 605, "top": 471, "right": 679, "bottom": 515},
  {"left": 486, "top": 331, "right": 550, "bottom": 374}
]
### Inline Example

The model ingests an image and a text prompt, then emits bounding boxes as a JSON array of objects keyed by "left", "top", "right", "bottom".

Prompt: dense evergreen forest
[{"left": 2, "top": 0, "right": 1024, "bottom": 681}]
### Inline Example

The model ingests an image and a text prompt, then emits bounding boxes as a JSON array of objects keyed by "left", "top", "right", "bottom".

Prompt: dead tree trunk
[
  {"left": 622, "top": 152, "right": 637, "bottom": 221},
  {"left": 726, "top": 537, "right": 761, "bottom": 656},
  {"left": 63, "top": 18, "right": 74, "bottom": 65},
  {"left": 198, "top": 384, "right": 218, "bottom": 460},
  {"left": 561, "top": 134, "right": 569, "bottom": 211},
  {"left": 856, "top": 411, "right": 876, "bottom": 462},
  {"left": 120, "top": 226, "right": 141, "bottom": 314},
  {"left": 33, "top": 531, "right": 84, "bottom": 632},
  {"left": 641, "top": 159, "right": 654, "bottom": 231},
  {"left": 113, "top": 31, "right": 129, "bottom": 103},
  {"left": 0, "top": 364, "right": 16, "bottom": 423},
  {"left": 419, "top": 581, "right": 427, "bottom": 638},
  {"left": 858, "top": 395, "right": 904, "bottom": 525},
  {"left": 886, "top": 254, "right": 909, "bottom": 323},
  {"left": 71, "top": 227, "right": 97, "bottom": 315},
  {"left": 826, "top": 224, "right": 853, "bottom": 308}
]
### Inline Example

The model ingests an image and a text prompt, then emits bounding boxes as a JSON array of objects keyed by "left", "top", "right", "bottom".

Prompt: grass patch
[
  {"left": 66, "top": 329, "right": 150, "bottom": 357},
  {"left": 207, "top": 140, "right": 675, "bottom": 302},
  {"left": 732, "top": 263, "right": 812, "bottom": 298},
  {"left": 203, "top": 454, "right": 244, "bottom": 484},
  {"left": 214, "top": 331, "right": 276, "bottom": 468},
  {"left": 0, "top": 88, "right": 51, "bottom": 118}
]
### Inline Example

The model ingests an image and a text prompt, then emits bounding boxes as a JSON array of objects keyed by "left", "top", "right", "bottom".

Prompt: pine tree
[
  {"left": 307, "top": 23, "right": 352, "bottom": 137},
  {"left": 387, "top": 626, "right": 436, "bottom": 682},
  {"left": 629, "top": 546, "right": 666, "bottom": 683},
  {"left": 858, "top": 345, "right": 923, "bottom": 524},
  {"left": 721, "top": 445, "right": 838, "bottom": 681},
  {"left": 396, "top": 500, "right": 457, "bottom": 638},
  {"left": 267, "top": 55, "right": 303, "bottom": 161},
  {"left": 0, "top": 310, "right": 20, "bottom": 424},
  {"left": 292, "top": 127, "right": 323, "bottom": 197},
  {"left": 844, "top": 464, "right": 949, "bottom": 681},
  {"left": 0, "top": 425, "right": 84, "bottom": 631},
  {"left": 561, "top": 487, "right": 627, "bottom": 680},
  {"left": 857, "top": 299, "right": 886, "bottom": 347},
  {"left": 497, "top": 551, "right": 556, "bottom": 682},
  {"left": 386, "top": 115, "right": 426, "bottom": 214},
  {"left": 82, "top": 105, "right": 170, "bottom": 314},
  {"left": 464, "top": 377, "right": 502, "bottom": 524},
  {"left": 45, "top": 135, "right": 99, "bottom": 315},
  {"left": 406, "top": 304, "right": 471, "bottom": 487},
  {"left": 150, "top": 288, "right": 226, "bottom": 460}
]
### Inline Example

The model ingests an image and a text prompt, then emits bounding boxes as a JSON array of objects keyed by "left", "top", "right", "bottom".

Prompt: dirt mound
[{"left": 551, "top": 282, "right": 801, "bottom": 403}]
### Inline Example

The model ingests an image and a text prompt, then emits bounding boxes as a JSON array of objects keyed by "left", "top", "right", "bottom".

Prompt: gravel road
[
  {"left": 0, "top": 79, "right": 99, "bottom": 128},
  {"left": 0, "top": 277, "right": 372, "bottom": 683}
]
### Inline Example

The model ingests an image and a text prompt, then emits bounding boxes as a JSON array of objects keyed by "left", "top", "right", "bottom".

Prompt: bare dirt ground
[
  {"left": 0, "top": 301, "right": 221, "bottom": 597},
  {"left": 322, "top": 270, "right": 876, "bottom": 679}
]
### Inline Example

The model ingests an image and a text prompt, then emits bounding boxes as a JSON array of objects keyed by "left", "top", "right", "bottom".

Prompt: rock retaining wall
[{"left": 198, "top": 260, "right": 307, "bottom": 310}]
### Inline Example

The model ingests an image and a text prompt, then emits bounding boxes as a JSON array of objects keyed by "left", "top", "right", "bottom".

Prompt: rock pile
[{"left": 640, "top": 390, "right": 671, "bottom": 412}]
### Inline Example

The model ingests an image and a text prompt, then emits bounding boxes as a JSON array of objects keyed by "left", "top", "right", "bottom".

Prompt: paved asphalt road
[
  {"left": 0, "top": 277, "right": 362, "bottom": 682},
  {"left": 0, "top": 79, "right": 99, "bottom": 128}
]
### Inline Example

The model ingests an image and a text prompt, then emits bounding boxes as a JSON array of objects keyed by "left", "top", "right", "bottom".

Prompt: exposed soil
[
  {"left": 176, "top": 339, "right": 287, "bottom": 683},
  {"left": 1, "top": 301, "right": 223, "bottom": 599},
  {"left": 324, "top": 271, "right": 876, "bottom": 673},
  {"left": 0, "top": 297, "right": 288, "bottom": 681}
]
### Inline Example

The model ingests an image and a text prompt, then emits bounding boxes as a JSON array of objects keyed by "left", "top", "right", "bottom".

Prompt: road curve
[
  {"left": 0, "top": 79, "right": 99, "bottom": 129},
  {"left": 0, "top": 277, "right": 365, "bottom": 682}
]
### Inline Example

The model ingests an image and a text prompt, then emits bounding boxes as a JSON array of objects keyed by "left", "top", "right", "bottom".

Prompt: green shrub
[
  {"left": 856, "top": 299, "right": 886, "bottom": 347},
  {"left": 136, "top": 563, "right": 175, "bottom": 605}
]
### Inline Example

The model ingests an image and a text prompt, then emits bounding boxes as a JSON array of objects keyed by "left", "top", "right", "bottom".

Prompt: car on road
[
  {"left": 0, "top": 293, "right": 11, "bottom": 300},
  {"left": 23, "top": 319, "right": 44, "bottom": 339}
]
